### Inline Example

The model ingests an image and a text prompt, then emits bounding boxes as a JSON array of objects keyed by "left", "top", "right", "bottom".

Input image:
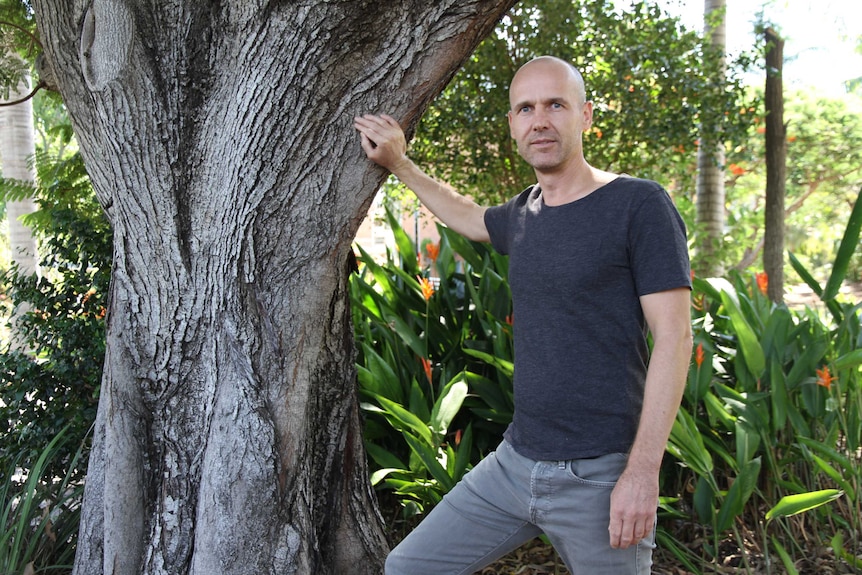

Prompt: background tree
[
  {"left": 0, "top": 60, "right": 38, "bottom": 279},
  {"left": 30, "top": 1, "right": 516, "bottom": 574},
  {"left": 763, "top": 26, "right": 786, "bottom": 302},
  {"left": 722, "top": 89, "right": 862, "bottom": 278},
  {"left": 410, "top": 0, "right": 751, "bottom": 210},
  {"left": 694, "top": 0, "right": 727, "bottom": 277},
  {"left": 1, "top": 0, "right": 43, "bottom": 320}
]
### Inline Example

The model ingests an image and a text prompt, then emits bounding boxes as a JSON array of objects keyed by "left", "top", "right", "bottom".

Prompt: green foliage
[
  {"left": 357, "top": 208, "right": 862, "bottom": 570},
  {"left": 410, "top": 0, "right": 753, "bottom": 205},
  {"left": 725, "top": 90, "right": 862, "bottom": 276},
  {"left": 1, "top": 426, "right": 84, "bottom": 575},
  {"left": 351, "top": 208, "right": 513, "bottom": 517},
  {"left": 661, "top": 207, "right": 862, "bottom": 569},
  {"left": 0, "top": 149, "right": 110, "bottom": 486},
  {"left": 0, "top": 0, "right": 41, "bottom": 100}
]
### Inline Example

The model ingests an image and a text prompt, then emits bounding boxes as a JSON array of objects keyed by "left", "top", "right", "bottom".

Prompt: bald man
[{"left": 355, "top": 56, "right": 692, "bottom": 575}]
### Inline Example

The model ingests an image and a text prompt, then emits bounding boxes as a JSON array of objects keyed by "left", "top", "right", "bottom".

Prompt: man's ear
[
  {"left": 507, "top": 110, "right": 514, "bottom": 138},
  {"left": 582, "top": 101, "right": 594, "bottom": 132}
]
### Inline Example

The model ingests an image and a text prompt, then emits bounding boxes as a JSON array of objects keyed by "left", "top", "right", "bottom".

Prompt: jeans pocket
[{"left": 565, "top": 452, "right": 628, "bottom": 487}]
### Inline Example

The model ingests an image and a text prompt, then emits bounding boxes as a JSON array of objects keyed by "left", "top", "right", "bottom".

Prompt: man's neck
[{"left": 537, "top": 162, "right": 617, "bottom": 206}]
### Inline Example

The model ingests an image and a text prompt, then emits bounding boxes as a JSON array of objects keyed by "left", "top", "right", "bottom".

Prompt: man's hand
[
  {"left": 353, "top": 112, "right": 490, "bottom": 243},
  {"left": 608, "top": 464, "right": 658, "bottom": 549},
  {"left": 353, "top": 114, "right": 410, "bottom": 173}
]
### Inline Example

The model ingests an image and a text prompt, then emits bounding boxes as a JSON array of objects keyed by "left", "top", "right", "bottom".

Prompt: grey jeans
[{"left": 385, "top": 440, "right": 655, "bottom": 575}]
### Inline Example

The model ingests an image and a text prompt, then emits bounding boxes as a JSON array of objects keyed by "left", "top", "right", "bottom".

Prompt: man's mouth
[{"left": 530, "top": 138, "right": 555, "bottom": 147}]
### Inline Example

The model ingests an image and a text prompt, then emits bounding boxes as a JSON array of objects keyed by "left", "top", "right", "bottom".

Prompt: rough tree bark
[
  {"left": 30, "top": 1, "right": 517, "bottom": 574},
  {"left": 764, "top": 27, "right": 785, "bottom": 303},
  {"left": 695, "top": 0, "right": 726, "bottom": 277}
]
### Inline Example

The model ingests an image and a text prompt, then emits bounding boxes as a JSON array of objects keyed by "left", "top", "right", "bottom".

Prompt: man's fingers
[{"left": 609, "top": 515, "right": 654, "bottom": 549}]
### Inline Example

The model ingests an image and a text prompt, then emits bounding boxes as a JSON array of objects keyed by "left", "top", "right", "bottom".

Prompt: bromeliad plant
[{"left": 351, "top": 208, "right": 513, "bottom": 518}]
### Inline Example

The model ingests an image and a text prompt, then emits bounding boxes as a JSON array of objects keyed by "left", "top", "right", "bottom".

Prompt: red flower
[
  {"left": 425, "top": 242, "right": 440, "bottom": 262},
  {"left": 505, "top": 314, "right": 514, "bottom": 326},
  {"left": 728, "top": 163, "right": 746, "bottom": 176},
  {"left": 816, "top": 366, "right": 835, "bottom": 391},
  {"left": 420, "top": 357, "right": 432, "bottom": 384},
  {"left": 418, "top": 276, "right": 435, "bottom": 301},
  {"left": 755, "top": 272, "right": 768, "bottom": 295},
  {"left": 695, "top": 343, "right": 705, "bottom": 369}
]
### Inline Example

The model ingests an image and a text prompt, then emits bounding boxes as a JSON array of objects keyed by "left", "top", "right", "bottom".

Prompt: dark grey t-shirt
[{"left": 484, "top": 176, "right": 691, "bottom": 461}]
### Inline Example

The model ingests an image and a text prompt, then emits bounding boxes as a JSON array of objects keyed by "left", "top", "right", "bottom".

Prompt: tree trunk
[
  {"left": 695, "top": 0, "right": 726, "bottom": 277},
  {"left": 31, "top": 2, "right": 516, "bottom": 574},
  {"left": 764, "top": 27, "right": 786, "bottom": 303},
  {"left": 0, "top": 59, "right": 39, "bottom": 276}
]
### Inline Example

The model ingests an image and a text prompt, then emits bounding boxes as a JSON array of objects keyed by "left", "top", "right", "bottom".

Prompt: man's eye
[{"left": 520, "top": 106, "right": 531, "bottom": 113}]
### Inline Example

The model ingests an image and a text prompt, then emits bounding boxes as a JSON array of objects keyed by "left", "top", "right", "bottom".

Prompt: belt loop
[{"left": 557, "top": 460, "right": 566, "bottom": 469}]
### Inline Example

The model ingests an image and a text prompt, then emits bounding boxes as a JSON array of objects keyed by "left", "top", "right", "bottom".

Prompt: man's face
[{"left": 507, "top": 60, "right": 592, "bottom": 173}]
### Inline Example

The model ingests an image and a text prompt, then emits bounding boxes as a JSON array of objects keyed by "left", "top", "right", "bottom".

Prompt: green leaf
[
  {"left": 372, "top": 394, "right": 434, "bottom": 445},
  {"left": 834, "top": 349, "right": 862, "bottom": 371},
  {"left": 715, "top": 457, "right": 761, "bottom": 532},
  {"left": 770, "top": 537, "right": 800, "bottom": 575},
  {"left": 386, "top": 206, "right": 419, "bottom": 275},
  {"left": 364, "top": 441, "right": 407, "bottom": 471},
  {"left": 720, "top": 289, "right": 766, "bottom": 376},
  {"left": 822, "top": 188, "right": 862, "bottom": 301},
  {"left": 463, "top": 345, "right": 514, "bottom": 376},
  {"left": 358, "top": 343, "right": 404, "bottom": 404},
  {"left": 453, "top": 423, "right": 473, "bottom": 481},
  {"left": 667, "top": 409, "right": 713, "bottom": 478},
  {"left": 430, "top": 378, "right": 468, "bottom": 436},
  {"left": 765, "top": 489, "right": 843, "bottom": 521},
  {"left": 403, "top": 432, "right": 455, "bottom": 492}
]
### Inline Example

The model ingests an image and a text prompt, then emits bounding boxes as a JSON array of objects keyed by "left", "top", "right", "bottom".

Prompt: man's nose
[{"left": 532, "top": 108, "right": 549, "bottom": 129}]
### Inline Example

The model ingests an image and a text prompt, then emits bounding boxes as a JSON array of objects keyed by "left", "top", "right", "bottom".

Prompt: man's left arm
[{"left": 608, "top": 287, "right": 692, "bottom": 549}]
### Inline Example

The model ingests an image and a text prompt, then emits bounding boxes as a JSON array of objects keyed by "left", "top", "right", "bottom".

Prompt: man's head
[
  {"left": 509, "top": 56, "right": 587, "bottom": 107},
  {"left": 507, "top": 57, "right": 592, "bottom": 174}
]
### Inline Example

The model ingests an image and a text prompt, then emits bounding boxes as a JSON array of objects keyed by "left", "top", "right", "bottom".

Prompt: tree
[
  {"left": 694, "top": 0, "right": 727, "bottom": 277},
  {"left": 763, "top": 27, "right": 785, "bottom": 302},
  {"left": 410, "top": 0, "right": 749, "bottom": 208},
  {"left": 0, "top": 3, "right": 42, "bottom": 280},
  {"left": 0, "top": 60, "right": 38, "bottom": 278},
  {"left": 30, "top": 2, "right": 517, "bottom": 573}
]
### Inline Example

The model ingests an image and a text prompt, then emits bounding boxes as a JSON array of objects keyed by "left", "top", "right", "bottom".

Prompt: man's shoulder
[{"left": 611, "top": 175, "right": 664, "bottom": 193}]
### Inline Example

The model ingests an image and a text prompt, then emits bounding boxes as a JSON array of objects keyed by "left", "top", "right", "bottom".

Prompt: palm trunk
[{"left": 695, "top": 0, "right": 727, "bottom": 277}]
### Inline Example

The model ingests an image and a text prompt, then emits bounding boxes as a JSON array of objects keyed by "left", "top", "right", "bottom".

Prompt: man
[{"left": 354, "top": 56, "right": 692, "bottom": 575}]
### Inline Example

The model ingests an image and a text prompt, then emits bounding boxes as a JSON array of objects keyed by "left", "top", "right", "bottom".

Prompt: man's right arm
[{"left": 353, "top": 114, "right": 490, "bottom": 243}]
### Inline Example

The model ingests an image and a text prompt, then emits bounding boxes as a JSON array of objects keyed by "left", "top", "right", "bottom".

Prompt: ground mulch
[{"left": 478, "top": 536, "right": 861, "bottom": 574}]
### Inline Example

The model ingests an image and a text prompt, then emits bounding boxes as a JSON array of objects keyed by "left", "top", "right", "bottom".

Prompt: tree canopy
[{"left": 410, "top": 0, "right": 752, "bottom": 206}]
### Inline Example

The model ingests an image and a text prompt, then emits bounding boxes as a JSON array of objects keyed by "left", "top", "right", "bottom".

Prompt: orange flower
[
  {"left": 593, "top": 127, "right": 603, "bottom": 139},
  {"left": 755, "top": 272, "right": 768, "bottom": 295},
  {"left": 728, "top": 163, "right": 745, "bottom": 176},
  {"left": 425, "top": 242, "right": 440, "bottom": 262},
  {"left": 419, "top": 276, "right": 435, "bottom": 301},
  {"left": 420, "top": 357, "right": 432, "bottom": 384},
  {"left": 816, "top": 366, "right": 835, "bottom": 391},
  {"left": 756, "top": 126, "right": 766, "bottom": 134},
  {"left": 692, "top": 293, "right": 704, "bottom": 311},
  {"left": 505, "top": 314, "right": 514, "bottom": 326},
  {"left": 695, "top": 343, "right": 705, "bottom": 368}
]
